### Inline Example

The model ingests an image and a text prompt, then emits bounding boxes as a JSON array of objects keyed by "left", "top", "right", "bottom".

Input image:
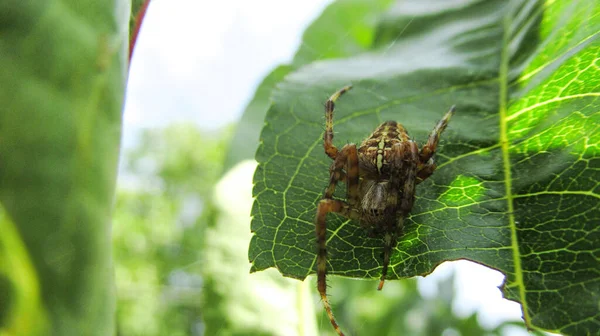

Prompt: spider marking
[{"left": 316, "top": 85, "right": 455, "bottom": 336}]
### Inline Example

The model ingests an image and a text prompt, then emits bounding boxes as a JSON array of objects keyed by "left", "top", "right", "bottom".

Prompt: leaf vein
[{"left": 500, "top": 8, "right": 531, "bottom": 327}]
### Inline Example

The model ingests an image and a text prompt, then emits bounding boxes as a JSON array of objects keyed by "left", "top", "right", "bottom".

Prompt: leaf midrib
[{"left": 499, "top": 7, "right": 531, "bottom": 327}]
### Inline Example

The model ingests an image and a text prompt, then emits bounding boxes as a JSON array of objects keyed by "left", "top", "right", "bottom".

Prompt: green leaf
[
  {"left": 0, "top": 0, "right": 129, "bottom": 334},
  {"left": 223, "top": 0, "right": 394, "bottom": 171},
  {"left": 249, "top": 0, "right": 600, "bottom": 334}
]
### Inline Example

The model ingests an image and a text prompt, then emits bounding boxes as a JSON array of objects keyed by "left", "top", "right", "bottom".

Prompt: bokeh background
[{"left": 117, "top": 1, "right": 543, "bottom": 335}]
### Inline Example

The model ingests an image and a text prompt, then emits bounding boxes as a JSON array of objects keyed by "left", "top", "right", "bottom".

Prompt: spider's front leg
[
  {"left": 418, "top": 105, "right": 456, "bottom": 182},
  {"left": 323, "top": 85, "right": 353, "bottom": 159}
]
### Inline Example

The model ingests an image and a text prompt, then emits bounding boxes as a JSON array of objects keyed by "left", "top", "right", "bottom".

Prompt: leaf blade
[{"left": 250, "top": 0, "right": 600, "bottom": 334}]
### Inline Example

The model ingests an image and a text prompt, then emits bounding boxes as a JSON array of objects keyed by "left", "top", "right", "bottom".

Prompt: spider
[{"left": 315, "top": 85, "right": 455, "bottom": 336}]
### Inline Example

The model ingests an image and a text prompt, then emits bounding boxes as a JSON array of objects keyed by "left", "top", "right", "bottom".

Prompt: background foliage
[
  {"left": 0, "top": 0, "right": 597, "bottom": 336},
  {"left": 114, "top": 126, "right": 537, "bottom": 336},
  {"left": 0, "top": 0, "right": 129, "bottom": 334}
]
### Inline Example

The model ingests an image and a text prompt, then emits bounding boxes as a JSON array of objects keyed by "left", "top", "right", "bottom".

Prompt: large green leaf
[
  {"left": 0, "top": 0, "right": 129, "bottom": 334},
  {"left": 249, "top": 0, "right": 600, "bottom": 335}
]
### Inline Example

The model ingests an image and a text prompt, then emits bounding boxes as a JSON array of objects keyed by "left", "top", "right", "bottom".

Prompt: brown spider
[{"left": 315, "top": 85, "right": 455, "bottom": 336}]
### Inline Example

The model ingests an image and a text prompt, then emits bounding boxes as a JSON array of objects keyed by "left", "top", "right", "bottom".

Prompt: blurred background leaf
[
  {"left": 224, "top": 65, "right": 292, "bottom": 172},
  {"left": 114, "top": 125, "right": 230, "bottom": 336},
  {"left": 0, "top": 0, "right": 129, "bottom": 334}
]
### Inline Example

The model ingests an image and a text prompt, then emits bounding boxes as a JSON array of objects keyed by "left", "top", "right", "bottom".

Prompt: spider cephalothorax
[{"left": 315, "top": 85, "right": 455, "bottom": 336}]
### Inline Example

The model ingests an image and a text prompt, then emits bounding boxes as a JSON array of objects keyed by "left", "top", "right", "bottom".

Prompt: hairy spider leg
[
  {"left": 419, "top": 105, "right": 456, "bottom": 163},
  {"left": 324, "top": 85, "right": 353, "bottom": 159},
  {"left": 324, "top": 144, "right": 360, "bottom": 204},
  {"left": 417, "top": 105, "right": 455, "bottom": 182},
  {"left": 315, "top": 199, "right": 350, "bottom": 336},
  {"left": 315, "top": 199, "right": 355, "bottom": 336},
  {"left": 400, "top": 141, "right": 420, "bottom": 214},
  {"left": 317, "top": 144, "right": 360, "bottom": 336},
  {"left": 416, "top": 158, "right": 436, "bottom": 183},
  {"left": 377, "top": 141, "right": 419, "bottom": 291}
]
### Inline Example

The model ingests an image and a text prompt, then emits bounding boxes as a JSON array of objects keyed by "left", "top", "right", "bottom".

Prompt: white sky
[
  {"left": 124, "top": 1, "right": 533, "bottom": 334},
  {"left": 125, "top": 0, "right": 332, "bottom": 132}
]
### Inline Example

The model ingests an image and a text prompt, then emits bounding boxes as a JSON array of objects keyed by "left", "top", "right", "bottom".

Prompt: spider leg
[
  {"left": 416, "top": 158, "right": 436, "bottom": 184},
  {"left": 420, "top": 105, "right": 455, "bottom": 163},
  {"left": 317, "top": 143, "right": 359, "bottom": 336},
  {"left": 324, "top": 85, "right": 353, "bottom": 159},
  {"left": 400, "top": 141, "right": 419, "bottom": 215},
  {"left": 324, "top": 144, "right": 360, "bottom": 206},
  {"left": 339, "top": 171, "right": 347, "bottom": 183},
  {"left": 378, "top": 141, "right": 419, "bottom": 291},
  {"left": 315, "top": 198, "right": 356, "bottom": 336}
]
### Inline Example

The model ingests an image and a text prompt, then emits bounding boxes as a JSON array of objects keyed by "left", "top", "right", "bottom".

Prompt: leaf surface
[{"left": 249, "top": 0, "right": 600, "bottom": 334}]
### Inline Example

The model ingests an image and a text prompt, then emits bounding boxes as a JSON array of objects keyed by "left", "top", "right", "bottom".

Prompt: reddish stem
[{"left": 129, "top": 0, "right": 151, "bottom": 62}]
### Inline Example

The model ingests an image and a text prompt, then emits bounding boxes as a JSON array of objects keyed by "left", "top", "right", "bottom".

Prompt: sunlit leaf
[{"left": 249, "top": 0, "right": 600, "bottom": 334}]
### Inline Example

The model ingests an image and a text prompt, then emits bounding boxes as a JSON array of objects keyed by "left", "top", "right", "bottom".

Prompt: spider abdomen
[
  {"left": 358, "top": 120, "right": 411, "bottom": 176},
  {"left": 359, "top": 179, "right": 398, "bottom": 223}
]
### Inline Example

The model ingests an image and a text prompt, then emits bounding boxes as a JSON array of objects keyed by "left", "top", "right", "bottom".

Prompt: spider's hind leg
[
  {"left": 316, "top": 142, "right": 359, "bottom": 336},
  {"left": 315, "top": 199, "right": 356, "bottom": 336}
]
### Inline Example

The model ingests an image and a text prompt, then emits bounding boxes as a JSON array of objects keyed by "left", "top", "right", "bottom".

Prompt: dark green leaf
[
  {"left": 249, "top": 0, "right": 600, "bottom": 334},
  {"left": 0, "top": 0, "right": 129, "bottom": 334}
]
